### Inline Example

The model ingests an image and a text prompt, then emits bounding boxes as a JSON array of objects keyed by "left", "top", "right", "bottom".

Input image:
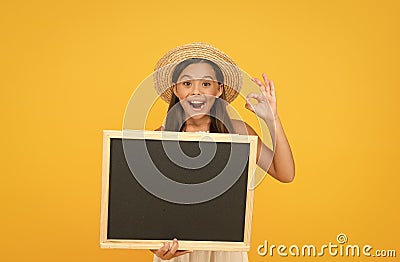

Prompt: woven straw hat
[{"left": 153, "top": 42, "right": 242, "bottom": 103}]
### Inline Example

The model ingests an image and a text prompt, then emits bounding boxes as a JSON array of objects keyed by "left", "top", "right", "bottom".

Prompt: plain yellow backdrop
[{"left": 1, "top": 0, "right": 399, "bottom": 261}]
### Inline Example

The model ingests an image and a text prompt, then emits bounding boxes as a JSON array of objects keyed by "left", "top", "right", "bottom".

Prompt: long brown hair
[{"left": 164, "top": 58, "right": 234, "bottom": 133}]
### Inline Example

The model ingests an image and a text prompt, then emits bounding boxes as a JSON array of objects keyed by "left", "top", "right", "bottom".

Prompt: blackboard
[{"left": 100, "top": 130, "right": 257, "bottom": 251}]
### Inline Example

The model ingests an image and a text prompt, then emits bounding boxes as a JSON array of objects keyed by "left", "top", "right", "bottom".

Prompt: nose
[{"left": 191, "top": 80, "right": 202, "bottom": 95}]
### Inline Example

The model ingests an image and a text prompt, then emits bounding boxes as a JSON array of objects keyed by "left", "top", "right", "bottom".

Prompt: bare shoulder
[{"left": 231, "top": 119, "right": 257, "bottom": 136}]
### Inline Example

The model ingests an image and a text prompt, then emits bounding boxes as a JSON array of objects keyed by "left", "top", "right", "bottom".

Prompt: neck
[{"left": 184, "top": 115, "right": 211, "bottom": 132}]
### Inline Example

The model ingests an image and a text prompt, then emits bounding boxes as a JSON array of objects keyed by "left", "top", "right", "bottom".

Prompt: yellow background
[{"left": 1, "top": 0, "right": 399, "bottom": 261}]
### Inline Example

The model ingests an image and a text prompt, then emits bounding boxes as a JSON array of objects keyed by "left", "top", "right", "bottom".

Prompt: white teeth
[{"left": 188, "top": 100, "right": 205, "bottom": 110}]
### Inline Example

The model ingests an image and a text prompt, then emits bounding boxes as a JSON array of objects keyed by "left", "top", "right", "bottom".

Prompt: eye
[
  {"left": 202, "top": 82, "right": 212, "bottom": 87},
  {"left": 182, "top": 81, "right": 191, "bottom": 86}
]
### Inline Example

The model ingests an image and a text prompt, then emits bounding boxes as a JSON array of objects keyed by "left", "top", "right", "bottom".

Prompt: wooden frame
[{"left": 100, "top": 130, "right": 258, "bottom": 251}]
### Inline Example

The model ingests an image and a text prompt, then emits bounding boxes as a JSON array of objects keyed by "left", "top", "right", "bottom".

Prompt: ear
[
  {"left": 217, "top": 83, "right": 224, "bottom": 98},
  {"left": 172, "top": 84, "right": 179, "bottom": 98}
]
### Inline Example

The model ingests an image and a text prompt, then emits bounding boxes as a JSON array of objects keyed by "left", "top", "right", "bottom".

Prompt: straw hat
[{"left": 153, "top": 42, "right": 242, "bottom": 103}]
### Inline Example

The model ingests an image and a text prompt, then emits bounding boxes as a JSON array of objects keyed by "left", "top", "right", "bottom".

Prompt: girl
[{"left": 151, "top": 42, "right": 295, "bottom": 261}]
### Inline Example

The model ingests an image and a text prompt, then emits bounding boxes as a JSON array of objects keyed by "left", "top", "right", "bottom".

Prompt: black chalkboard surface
[{"left": 100, "top": 130, "right": 257, "bottom": 251}]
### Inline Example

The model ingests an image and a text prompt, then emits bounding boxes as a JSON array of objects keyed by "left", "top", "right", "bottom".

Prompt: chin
[
  {"left": 182, "top": 110, "right": 208, "bottom": 119},
  {"left": 188, "top": 113, "right": 209, "bottom": 120}
]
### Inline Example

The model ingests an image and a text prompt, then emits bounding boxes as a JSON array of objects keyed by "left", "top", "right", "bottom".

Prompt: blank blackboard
[{"left": 100, "top": 130, "right": 257, "bottom": 251}]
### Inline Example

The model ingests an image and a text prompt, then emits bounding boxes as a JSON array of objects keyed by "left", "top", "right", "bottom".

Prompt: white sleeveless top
[{"left": 153, "top": 251, "right": 248, "bottom": 262}]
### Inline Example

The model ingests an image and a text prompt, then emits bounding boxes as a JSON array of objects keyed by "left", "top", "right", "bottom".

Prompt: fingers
[
  {"left": 154, "top": 239, "right": 192, "bottom": 260},
  {"left": 262, "top": 73, "right": 271, "bottom": 96},
  {"left": 164, "top": 238, "right": 179, "bottom": 260},
  {"left": 155, "top": 241, "right": 170, "bottom": 258},
  {"left": 246, "top": 92, "right": 265, "bottom": 103},
  {"left": 252, "top": 77, "right": 268, "bottom": 98},
  {"left": 246, "top": 92, "right": 265, "bottom": 113},
  {"left": 270, "top": 79, "right": 276, "bottom": 98},
  {"left": 245, "top": 101, "right": 255, "bottom": 113},
  {"left": 245, "top": 95, "right": 257, "bottom": 113},
  {"left": 252, "top": 73, "right": 275, "bottom": 99}
]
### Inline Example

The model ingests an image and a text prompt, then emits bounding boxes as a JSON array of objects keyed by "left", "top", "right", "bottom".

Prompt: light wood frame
[{"left": 100, "top": 130, "right": 258, "bottom": 251}]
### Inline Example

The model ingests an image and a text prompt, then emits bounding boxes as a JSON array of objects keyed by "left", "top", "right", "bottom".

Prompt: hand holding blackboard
[{"left": 151, "top": 238, "right": 193, "bottom": 260}]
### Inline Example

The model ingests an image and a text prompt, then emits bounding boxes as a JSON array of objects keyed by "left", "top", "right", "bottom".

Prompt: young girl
[{"left": 151, "top": 42, "right": 295, "bottom": 261}]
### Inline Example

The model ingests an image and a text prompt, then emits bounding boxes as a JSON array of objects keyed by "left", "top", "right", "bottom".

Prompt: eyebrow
[{"left": 178, "top": 74, "right": 216, "bottom": 81}]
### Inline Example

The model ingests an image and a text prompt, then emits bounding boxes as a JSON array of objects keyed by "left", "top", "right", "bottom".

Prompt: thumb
[{"left": 245, "top": 99, "right": 255, "bottom": 112}]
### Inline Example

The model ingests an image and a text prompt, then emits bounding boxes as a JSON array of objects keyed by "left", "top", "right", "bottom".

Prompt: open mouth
[{"left": 188, "top": 100, "right": 206, "bottom": 111}]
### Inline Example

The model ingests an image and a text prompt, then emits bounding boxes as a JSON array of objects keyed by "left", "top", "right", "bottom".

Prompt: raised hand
[{"left": 245, "top": 73, "right": 277, "bottom": 122}]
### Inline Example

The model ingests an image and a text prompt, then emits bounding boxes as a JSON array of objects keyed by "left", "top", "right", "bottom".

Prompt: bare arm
[{"left": 244, "top": 73, "right": 295, "bottom": 183}]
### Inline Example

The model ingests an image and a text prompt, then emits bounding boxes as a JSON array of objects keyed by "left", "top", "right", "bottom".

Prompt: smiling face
[{"left": 172, "top": 62, "right": 223, "bottom": 119}]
